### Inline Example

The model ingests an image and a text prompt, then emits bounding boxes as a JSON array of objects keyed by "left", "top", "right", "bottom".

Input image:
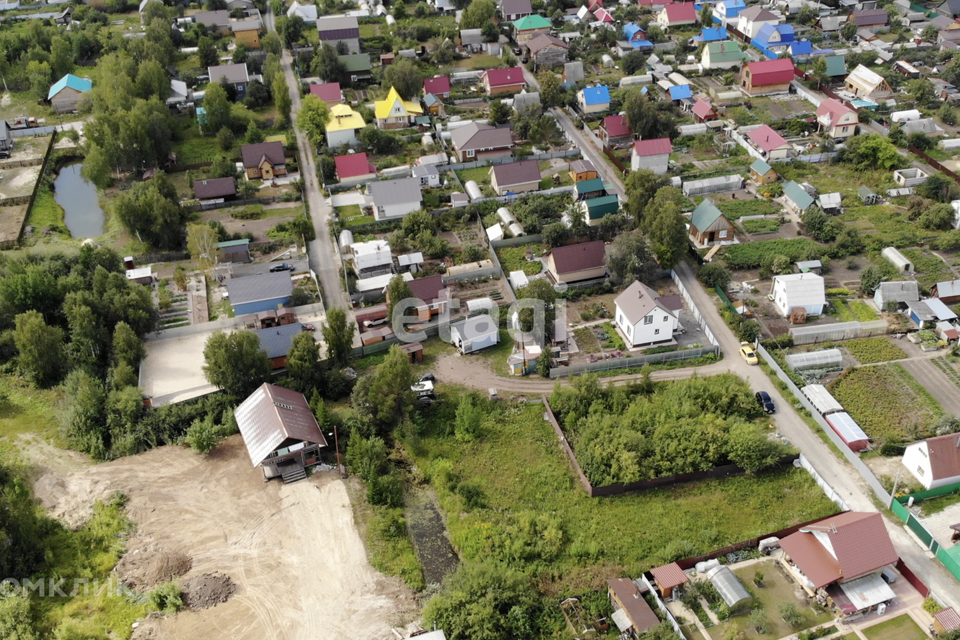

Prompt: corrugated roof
[
  {"left": 615, "top": 280, "right": 674, "bottom": 325},
  {"left": 935, "top": 279, "right": 960, "bottom": 298},
  {"left": 339, "top": 53, "right": 372, "bottom": 72},
  {"left": 663, "top": 2, "right": 696, "bottom": 22},
  {"left": 825, "top": 412, "right": 870, "bottom": 449},
  {"left": 48, "top": 73, "right": 92, "bottom": 100},
  {"left": 335, "top": 152, "right": 375, "bottom": 179},
  {"left": 310, "top": 82, "right": 342, "bottom": 102},
  {"left": 750, "top": 158, "right": 774, "bottom": 175},
  {"left": 209, "top": 62, "right": 249, "bottom": 84},
  {"left": 492, "top": 160, "right": 541, "bottom": 187},
  {"left": 254, "top": 323, "right": 303, "bottom": 359},
  {"left": 194, "top": 177, "right": 236, "bottom": 199},
  {"left": 408, "top": 274, "right": 446, "bottom": 303},
  {"left": 549, "top": 240, "right": 606, "bottom": 274},
  {"left": 935, "top": 607, "right": 960, "bottom": 632},
  {"left": 423, "top": 76, "right": 451, "bottom": 95},
  {"left": 451, "top": 122, "right": 514, "bottom": 152},
  {"left": 739, "top": 5, "right": 778, "bottom": 21},
  {"left": 316, "top": 14, "right": 360, "bottom": 37},
  {"left": 925, "top": 433, "right": 960, "bottom": 481},
  {"left": 926, "top": 297, "right": 958, "bottom": 320},
  {"left": 226, "top": 272, "right": 294, "bottom": 306},
  {"left": 650, "top": 562, "right": 689, "bottom": 590},
  {"left": 513, "top": 14, "right": 551, "bottom": 29},
  {"left": 570, "top": 159, "right": 597, "bottom": 174},
  {"left": 581, "top": 85, "right": 611, "bottom": 105},
  {"left": 801, "top": 384, "right": 844, "bottom": 415},
  {"left": 774, "top": 273, "right": 825, "bottom": 307},
  {"left": 690, "top": 198, "right": 725, "bottom": 233},
  {"left": 669, "top": 84, "right": 692, "bottom": 100},
  {"left": 326, "top": 104, "right": 365, "bottom": 132},
  {"left": 368, "top": 177, "right": 422, "bottom": 207},
  {"left": 876, "top": 280, "right": 919, "bottom": 302},
  {"left": 692, "top": 100, "right": 715, "bottom": 118},
  {"left": 234, "top": 383, "right": 327, "bottom": 466},
  {"left": 633, "top": 137, "right": 673, "bottom": 157},
  {"left": 241, "top": 141, "right": 285, "bottom": 169},
  {"left": 705, "top": 40, "right": 746, "bottom": 63},
  {"left": 825, "top": 55, "right": 847, "bottom": 76},
  {"left": 748, "top": 124, "right": 789, "bottom": 152},
  {"left": 231, "top": 18, "right": 260, "bottom": 31},
  {"left": 576, "top": 178, "right": 605, "bottom": 194},
  {"left": 601, "top": 115, "right": 632, "bottom": 138},
  {"left": 784, "top": 180, "right": 814, "bottom": 210},
  {"left": 375, "top": 86, "right": 424, "bottom": 119},
  {"left": 606, "top": 579, "right": 661, "bottom": 635},
  {"left": 194, "top": 9, "right": 230, "bottom": 26},
  {"left": 527, "top": 33, "right": 568, "bottom": 54},
  {"left": 745, "top": 58, "right": 795, "bottom": 86}
]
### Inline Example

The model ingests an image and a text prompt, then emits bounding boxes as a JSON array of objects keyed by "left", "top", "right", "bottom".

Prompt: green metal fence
[{"left": 891, "top": 482, "right": 960, "bottom": 583}]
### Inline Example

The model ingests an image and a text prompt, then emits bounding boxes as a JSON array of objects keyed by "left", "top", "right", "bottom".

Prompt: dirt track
[
  {"left": 899, "top": 358, "right": 960, "bottom": 417},
  {"left": 26, "top": 436, "right": 416, "bottom": 640}
]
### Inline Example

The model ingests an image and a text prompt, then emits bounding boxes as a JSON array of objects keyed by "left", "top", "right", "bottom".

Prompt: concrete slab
[{"left": 141, "top": 331, "right": 223, "bottom": 407}]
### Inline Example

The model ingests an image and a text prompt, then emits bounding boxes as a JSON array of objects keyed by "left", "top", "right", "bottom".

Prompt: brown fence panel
[
  {"left": 896, "top": 558, "right": 930, "bottom": 597},
  {"left": 542, "top": 395, "right": 595, "bottom": 496},
  {"left": 909, "top": 146, "right": 960, "bottom": 183},
  {"left": 603, "top": 146, "right": 628, "bottom": 176}
]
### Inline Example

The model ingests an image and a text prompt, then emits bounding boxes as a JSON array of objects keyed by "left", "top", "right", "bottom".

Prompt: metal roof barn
[
  {"left": 786, "top": 348, "right": 843, "bottom": 371},
  {"left": 801, "top": 384, "right": 844, "bottom": 415},
  {"left": 682, "top": 174, "right": 743, "bottom": 197},
  {"left": 825, "top": 412, "right": 870, "bottom": 452}
]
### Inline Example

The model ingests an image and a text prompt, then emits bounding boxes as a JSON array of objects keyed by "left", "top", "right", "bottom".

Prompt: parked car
[
  {"left": 269, "top": 263, "right": 294, "bottom": 272},
  {"left": 739, "top": 342, "right": 758, "bottom": 365},
  {"left": 363, "top": 317, "right": 388, "bottom": 328},
  {"left": 301, "top": 323, "right": 315, "bottom": 331},
  {"left": 755, "top": 391, "right": 775, "bottom": 414}
]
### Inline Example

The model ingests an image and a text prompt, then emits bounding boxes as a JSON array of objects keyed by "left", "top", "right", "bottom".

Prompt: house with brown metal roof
[
  {"left": 450, "top": 122, "right": 514, "bottom": 162},
  {"left": 526, "top": 33, "right": 569, "bottom": 67},
  {"left": 194, "top": 177, "right": 237, "bottom": 201},
  {"left": 903, "top": 433, "right": 960, "bottom": 490},
  {"left": 545, "top": 240, "right": 607, "bottom": 284},
  {"left": 569, "top": 159, "right": 599, "bottom": 182},
  {"left": 606, "top": 579, "right": 661, "bottom": 637},
  {"left": 779, "top": 512, "right": 898, "bottom": 611},
  {"left": 240, "top": 141, "right": 286, "bottom": 180},
  {"left": 234, "top": 383, "right": 328, "bottom": 483},
  {"left": 614, "top": 280, "right": 678, "bottom": 347},
  {"left": 390, "top": 274, "right": 450, "bottom": 320},
  {"left": 490, "top": 160, "right": 541, "bottom": 195},
  {"left": 649, "top": 562, "right": 689, "bottom": 598}
]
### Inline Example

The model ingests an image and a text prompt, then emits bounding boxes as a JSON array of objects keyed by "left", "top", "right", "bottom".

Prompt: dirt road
[
  {"left": 28, "top": 436, "right": 416, "bottom": 640},
  {"left": 899, "top": 358, "right": 960, "bottom": 417}
]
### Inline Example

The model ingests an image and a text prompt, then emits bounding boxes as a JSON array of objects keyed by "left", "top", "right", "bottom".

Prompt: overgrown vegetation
[
  {"left": 723, "top": 239, "right": 821, "bottom": 270},
  {"left": 844, "top": 338, "right": 906, "bottom": 364}
]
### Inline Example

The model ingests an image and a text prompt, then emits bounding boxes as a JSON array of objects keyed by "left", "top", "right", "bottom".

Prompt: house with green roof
[
  {"left": 513, "top": 14, "right": 551, "bottom": 44},
  {"left": 823, "top": 55, "right": 847, "bottom": 78},
  {"left": 582, "top": 194, "right": 620, "bottom": 226},
  {"left": 337, "top": 53, "right": 373, "bottom": 83},
  {"left": 575, "top": 177, "right": 605, "bottom": 200},
  {"left": 48, "top": 74, "right": 92, "bottom": 114},
  {"left": 783, "top": 181, "right": 815, "bottom": 213},
  {"left": 749, "top": 158, "right": 778, "bottom": 184},
  {"left": 689, "top": 198, "right": 735, "bottom": 246},
  {"left": 701, "top": 41, "right": 747, "bottom": 70}
]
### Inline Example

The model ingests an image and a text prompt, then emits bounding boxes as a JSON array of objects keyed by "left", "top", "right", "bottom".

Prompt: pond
[{"left": 54, "top": 163, "right": 105, "bottom": 238}]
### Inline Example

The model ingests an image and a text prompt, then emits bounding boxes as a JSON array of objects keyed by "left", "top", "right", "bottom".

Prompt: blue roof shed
[
  {"left": 581, "top": 85, "right": 611, "bottom": 106},
  {"left": 669, "top": 84, "right": 692, "bottom": 100}
]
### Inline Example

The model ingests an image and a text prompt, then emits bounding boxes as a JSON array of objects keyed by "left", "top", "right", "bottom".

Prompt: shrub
[
  {"left": 148, "top": 581, "right": 183, "bottom": 614},
  {"left": 923, "top": 597, "right": 943, "bottom": 615},
  {"left": 779, "top": 601, "right": 803, "bottom": 627},
  {"left": 368, "top": 473, "right": 404, "bottom": 508}
]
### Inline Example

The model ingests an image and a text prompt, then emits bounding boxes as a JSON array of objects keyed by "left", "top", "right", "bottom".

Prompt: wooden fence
[
  {"left": 602, "top": 146, "right": 628, "bottom": 175},
  {"left": 909, "top": 145, "right": 960, "bottom": 183},
  {"left": 15, "top": 133, "right": 57, "bottom": 244},
  {"left": 184, "top": 194, "right": 301, "bottom": 213}
]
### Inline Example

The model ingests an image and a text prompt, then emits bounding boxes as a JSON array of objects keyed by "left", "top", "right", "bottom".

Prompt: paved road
[
  {"left": 265, "top": 10, "right": 344, "bottom": 311},
  {"left": 542, "top": 99, "right": 960, "bottom": 606}
]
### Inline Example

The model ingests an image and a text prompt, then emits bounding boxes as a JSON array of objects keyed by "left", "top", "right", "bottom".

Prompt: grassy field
[
  {"left": 919, "top": 488, "right": 960, "bottom": 516},
  {"left": 0, "top": 377, "right": 63, "bottom": 441},
  {"left": 830, "top": 365, "right": 941, "bottom": 441},
  {"left": 717, "top": 199, "right": 781, "bottom": 220},
  {"left": 861, "top": 614, "right": 927, "bottom": 640},
  {"left": 407, "top": 396, "right": 839, "bottom": 593},
  {"left": 830, "top": 300, "right": 878, "bottom": 323},
  {"left": 26, "top": 185, "right": 67, "bottom": 233},
  {"left": 900, "top": 247, "right": 953, "bottom": 293},
  {"left": 741, "top": 218, "right": 780, "bottom": 234},
  {"left": 708, "top": 562, "right": 833, "bottom": 640},
  {"left": 495, "top": 244, "right": 544, "bottom": 276},
  {"left": 454, "top": 54, "right": 501, "bottom": 70},
  {"left": 336, "top": 204, "right": 375, "bottom": 227},
  {"left": 844, "top": 338, "right": 906, "bottom": 364}
]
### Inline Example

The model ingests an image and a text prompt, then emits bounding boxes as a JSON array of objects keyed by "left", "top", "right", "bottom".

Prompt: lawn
[
  {"left": 456, "top": 166, "right": 493, "bottom": 187},
  {"left": 708, "top": 562, "right": 833, "bottom": 640},
  {"left": 844, "top": 337, "right": 906, "bottom": 364},
  {"left": 336, "top": 204, "right": 374, "bottom": 227},
  {"left": 861, "top": 614, "right": 927, "bottom": 640},
  {"left": 408, "top": 396, "right": 840, "bottom": 591},
  {"left": 717, "top": 199, "right": 782, "bottom": 220},
  {"left": 495, "top": 244, "right": 544, "bottom": 276},
  {"left": 830, "top": 365, "right": 941, "bottom": 441},
  {"left": 0, "top": 377, "right": 63, "bottom": 441},
  {"left": 26, "top": 185, "right": 68, "bottom": 233},
  {"left": 900, "top": 248, "right": 953, "bottom": 293},
  {"left": 919, "top": 488, "right": 960, "bottom": 516},
  {"left": 741, "top": 218, "right": 780, "bottom": 234},
  {"left": 454, "top": 54, "right": 502, "bottom": 70},
  {"left": 722, "top": 238, "right": 820, "bottom": 270}
]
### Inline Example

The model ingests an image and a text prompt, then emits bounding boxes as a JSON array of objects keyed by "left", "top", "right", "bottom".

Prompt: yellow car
[{"left": 739, "top": 342, "right": 759, "bottom": 365}]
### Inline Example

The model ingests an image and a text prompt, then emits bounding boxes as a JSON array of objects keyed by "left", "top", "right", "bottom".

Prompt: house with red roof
[
  {"left": 481, "top": 67, "right": 526, "bottom": 95},
  {"left": 545, "top": 240, "right": 607, "bottom": 284},
  {"left": 423, "top": 76, "right": 451, "bottom": 98},
  {"left": 599, "top": 114, "right": 634, "bottom": 146},
  {"left": 779, "top": 512, "right": 898, "bottom": 615},
  {"left": 903, "top": 433, "right": 960, "bottom": 490},
  {"left": 740, "top": 57, "right": 795, "bottom": 96},
  {"left": 309, "top": 82, "right": 343, "bottom": 106},
  {"left": 816, "top": 98, "right": 858, "bottom": 139},
  {"left": 746, "top": 124, "right": 791, "bottom": 160},
  {"left": 631, "top": 138, "right": 673, "bottom": 174},
  {"left": 657, "top": 2, "right": 697, "bottom": 28},
  {"left": 691, "top": 99, "right": 717, "bottom": 123},
  {"left": 334, "top": 152, "right": 377, "bottom": 185}
]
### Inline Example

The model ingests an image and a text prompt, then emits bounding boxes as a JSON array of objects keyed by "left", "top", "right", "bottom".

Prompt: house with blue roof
[
  {"left": 789, "top": 40, "right": 813, "bottom": 59},
  {"left": 578, "top": 85, "right": 611, "bottom": 114},
  {"left": 692, "top": 27, "right": 727, "bottom": 43},
  {"left": 48, "top": 74, "right": 92, "bottom": 114},
  {"left": 622, "top": 23, "right": 654, "bottom": 49},
  {"left": 751, "top": 23, "right": 794, "bottom": 58},
  {"left": 713, "top": 0, "right": 745, "bottom": 25},
  {"left": 668, "top": 84, "right": 692, "bottom": 101}
]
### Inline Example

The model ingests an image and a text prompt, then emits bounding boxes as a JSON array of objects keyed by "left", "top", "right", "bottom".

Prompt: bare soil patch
[
  {"left": 181, "top": 572, "right": 237, "bottom": 610},
  {"left": 117, "top": 548, "right": 193, "bottom": 590}
]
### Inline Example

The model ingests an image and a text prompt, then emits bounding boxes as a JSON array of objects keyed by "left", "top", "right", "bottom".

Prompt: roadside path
[{"left": 265, "top": 10, "right": 343, "bottom": 310}]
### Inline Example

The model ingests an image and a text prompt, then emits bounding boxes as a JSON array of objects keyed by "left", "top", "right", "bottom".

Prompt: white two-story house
[
  {"left": 903, "top": 434, "right": 960, "bottom": 490},
  {"left": 614, "top": 280, "right": 678, "bottom": 347}
]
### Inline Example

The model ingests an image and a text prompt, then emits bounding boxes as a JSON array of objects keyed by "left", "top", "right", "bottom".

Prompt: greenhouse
[
  {"left": 706, "top": 566, "right": 753, "bottom": 614},
  {"left": 801, "top": 384, "right": 843, "bottom": 416},
  {"left": 681, "top": 174, "right": 744, "bottom": 197},
  {"left": 785, "top": 348, "right": 843, "bottom": 371},
  {"left": 789, "top": 320, "right": 887, "bottom": 345}
]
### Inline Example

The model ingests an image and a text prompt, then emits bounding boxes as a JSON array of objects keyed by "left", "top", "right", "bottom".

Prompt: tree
[
  {"left": 50, "top": 36, "right": 74, "bottom": 79},
  {"left": 286, "top": 331, "right": 323, "bottom": 390},
  {"left": 197, "top": 36, "right": 218, "bottom": 68},
  {"left": 623, "top": 169, "right": 668, "bottom": 223},
  {"left": 387, "top": 275, "right": 415, "bottom": 320},
  {"left": 216, "top": 126, "right": 234, "bottom": 151},
  {"left": 0, "top": 595, "right": 37, "bottom": 640},
  {"left": 313, "top": 43, "right": 347, "bottom": 82},
  {"left": 516, "top": 278, "right": 556, "bottom": 341},
  {"left": 187, "top": 223, "right": 219, "bottom": 273},
  {"left": 261, "top": 31, "right": 282, "bottom": 55},
  {"left": 802, "top": 206, "right": 841, "bottom": 243},
  {"left": 242, "top": 119, "right": 263, "bottom": 145},
  {"left": 623, "top": 90, "right": 676, "bottom": 140},
  {"left": 748, "top": 608, "right": 768, "bottom": 634},
  {"left": 779, "top": 602, "right": 803, "bottom": 627},
  {"left": 460, "top": 0, "right": 496, "bottom": 29},
  {"left": 699, "top": 263, "right": 731, "bottom": 289},
  {"left": 14, "top": 311, "right": 64, "bottom": 387},
  {"left": 841, "top": 21, "right": 857, "bottom": 41},
  {"left": 279, "top": 15, "right": 305, "bottom": 47},
  {"left": 367, "top": 345, "right": 415, "bottom": 427},
  {"left": 482, "top": 21, "right": 500, "bottom": 43},
  {"left": 422, "top": 562, "right": 541, "bottom": 640},
  {"left": 645, "top": 193, "right": 688, "bottom": 268},
  {"left": 606, "top": 230, "right": 656, "bottom": 284},
  {"left": 392, "top": 0, "right": 407, "bottom": 18},
  {"left": 297, "top": 94, "right": 331, "bottom": 146},
  {"left": 273, "top": 74, "right": 292, "bottom": 127},
  {"left": 837, "top": 134, "right": 901, "bottom": 171},
  {"left": 202, "top": 82, "right": 231, "bottom": 135},
  {"left": 536, "top": 348, "right": 552, "bottom": 378},
  {"left": 918, "top": 203, "right": 955, "bottom": 230},
  {"left": 321, "top": 306, "right": 355, "bottom": 367},
  {"left": 173, "top": 266, "right": 189, "bottom": 293},
  {"left": 699, "top": 3, "right": 713, "bottom": 24},
  {"left": 346, "top": 431, "right": 388, "bottom": 481},
  {"left": 243, "top": 79, "right": 271, "bottom": 109},
  {"left": 541, "top": 222, "right": 569, "bottom": 248},
  {"left": 136, "top": 59, "right": 169, "bottom": 101},
  {"left": 622, "top": 50, "right": 646, "bottom": 76},
  {"left": 537, "top": 71, "right": 565, "bottom": 108},
  {"left": 489, "top": 99, "right": 511, "bottom": 125},
  {"left": 202, "top": 330, "right": 271, "bottom": 398},
  {"left": 383, "top": 57, "right": 423, "bottom": 100},
  {"left": 860, "top": 265, "right": 882, "bottom": 294},
  {"left": 811, "top": 55, "right": 827, "bottom": 85},
  {"left": 909, "top": 78, "right": 935, "bottom": 106},
  {"left": 112, "top": 321, "right": 145, "bottom": 368}
]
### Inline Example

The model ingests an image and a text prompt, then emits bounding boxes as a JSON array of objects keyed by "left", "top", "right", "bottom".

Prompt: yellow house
[
  {"left": 232, "top": 19, "right": 261, "bottom": 48},
  {"left": 325, "top": 103, "right": 366, "bottom": 147},
  {"left": 374, "top": 86, "right": 423, "bottom": 130}
]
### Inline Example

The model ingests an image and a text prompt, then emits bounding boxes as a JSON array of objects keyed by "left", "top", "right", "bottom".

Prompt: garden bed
[
  {"left": 495, "top": 244, "right": 545, "bottom": 276},
  {"left": 844, "top": 337, "right": 906, "bottom": 364}
]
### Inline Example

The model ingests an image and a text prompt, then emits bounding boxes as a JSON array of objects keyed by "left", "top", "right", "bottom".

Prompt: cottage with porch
[{"left": 688, "top": 198, "right": 735, "bottom": 246}]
